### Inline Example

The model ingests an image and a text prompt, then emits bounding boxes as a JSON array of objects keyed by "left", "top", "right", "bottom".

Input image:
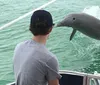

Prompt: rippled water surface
[{"left": 0, "top": 0, "right": 100, "bottom": 84}]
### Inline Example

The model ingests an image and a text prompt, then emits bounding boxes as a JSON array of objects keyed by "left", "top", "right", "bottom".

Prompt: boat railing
[{"left": 7, "top": 70, "right": 100, "bottom": 85}]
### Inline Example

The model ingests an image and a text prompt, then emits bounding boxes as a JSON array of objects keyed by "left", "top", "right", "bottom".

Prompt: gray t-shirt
[{"left": 13, "top": 40, "right": 61, "bottom": 85}]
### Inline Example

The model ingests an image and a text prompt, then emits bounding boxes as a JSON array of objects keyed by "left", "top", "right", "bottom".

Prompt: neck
[{"left": 33, "top": 35, "right": 49, "bottom": 45}]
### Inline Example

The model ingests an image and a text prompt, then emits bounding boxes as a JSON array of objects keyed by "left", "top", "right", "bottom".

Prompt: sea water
[{"left": 0, "top": 0, "right": 100, "bottom": 84}]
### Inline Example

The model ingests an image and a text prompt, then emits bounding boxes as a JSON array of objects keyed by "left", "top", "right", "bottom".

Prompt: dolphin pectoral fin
[{"left": 70, "top": 29, "right": 77, "bottom": 41}]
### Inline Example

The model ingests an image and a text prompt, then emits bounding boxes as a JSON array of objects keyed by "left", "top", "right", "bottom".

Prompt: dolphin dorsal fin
[{"left": 70, "top": 29, "right": 77, "bottom": 40}]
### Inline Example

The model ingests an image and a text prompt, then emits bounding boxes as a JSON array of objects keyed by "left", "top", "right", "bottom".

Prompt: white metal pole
[{"left": 0, "top": 0, "right": 56, "bottom": 30}]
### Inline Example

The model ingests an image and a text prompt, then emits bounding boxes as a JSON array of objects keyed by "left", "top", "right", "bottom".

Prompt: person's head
[{"left": 29, "top": 10, "right": 54, "bottom": 36}]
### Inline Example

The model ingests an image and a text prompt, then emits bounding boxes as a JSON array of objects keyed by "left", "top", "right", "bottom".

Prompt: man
[{"left": 13, "top": 10, "right": 61, "bottom": 85}]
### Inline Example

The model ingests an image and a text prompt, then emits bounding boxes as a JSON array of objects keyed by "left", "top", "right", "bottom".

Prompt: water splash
[{"left": 82, "top": 6, "right": 100, "bottom": 19}]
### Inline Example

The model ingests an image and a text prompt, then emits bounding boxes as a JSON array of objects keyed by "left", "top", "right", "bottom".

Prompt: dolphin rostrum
[{"left": 57, "top": 13, "right": 100, "bottom": 40}]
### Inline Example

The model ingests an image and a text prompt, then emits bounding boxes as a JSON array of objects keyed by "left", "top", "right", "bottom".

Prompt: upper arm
[
  {"left": 48, "top": 79, "right": 59, "bottom": 85},
  {"left": 46, "top": 57, "right": 61, "bottom": 84}
]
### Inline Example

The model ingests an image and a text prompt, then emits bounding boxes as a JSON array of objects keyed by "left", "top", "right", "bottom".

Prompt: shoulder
[
  {"left": 14, "top": 40, "right": 29, "bottom": 52},
  {"left": 43, "top": 48, "right": 57, "bottom": 60},
  {"left": 47, "top": 51, "right": 58, "bottom": 63},
  {"left": 43, "top": 50, "right": 58, "bottom": 63},
  {"left": 36, "top": 48, "right": 58, "bottom": 64},
  {"left": 45, "top": 51, "right": 59, "bottom": 68},
  {"left": 46, "top": 56, "right": 58, "bottom": 66},
  {"left": 15, "top": 41, "right": 24, "bottom": 50}
]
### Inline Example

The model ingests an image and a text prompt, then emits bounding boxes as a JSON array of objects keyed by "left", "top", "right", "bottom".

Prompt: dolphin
[{"left": 56, "top": 13, "right": 100, "bottom": 40}]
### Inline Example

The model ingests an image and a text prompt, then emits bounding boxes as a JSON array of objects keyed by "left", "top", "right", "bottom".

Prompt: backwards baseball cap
[{"left": 30, "top": 10, "right": 54, "bottom": 29}]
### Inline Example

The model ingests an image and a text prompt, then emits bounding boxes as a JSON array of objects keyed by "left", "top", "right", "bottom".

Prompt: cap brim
[{"left": 53, "top": 23, "right": 55, "bottom": 26}]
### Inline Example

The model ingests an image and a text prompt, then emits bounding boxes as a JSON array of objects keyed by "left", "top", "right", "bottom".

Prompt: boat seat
[{"left": 59, "top": 74, "right": 84, "bottom": 85}]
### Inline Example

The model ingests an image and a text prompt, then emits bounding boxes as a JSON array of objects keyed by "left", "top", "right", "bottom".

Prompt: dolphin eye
[{"left": 73, "top": 18, "right": 76, "bottom": 20}]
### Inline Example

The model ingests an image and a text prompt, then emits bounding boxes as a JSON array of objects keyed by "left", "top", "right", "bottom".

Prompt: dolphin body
[{"left": 57, "top": 13, "right": 100, "bottom": 40}]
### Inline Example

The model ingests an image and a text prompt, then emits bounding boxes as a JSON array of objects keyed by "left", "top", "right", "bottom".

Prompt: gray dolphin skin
[{"left": 56, "top": 13, "right": 100, "bottom": 40}]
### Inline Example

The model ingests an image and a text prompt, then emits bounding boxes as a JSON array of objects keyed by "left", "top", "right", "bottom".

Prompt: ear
[{"left": 48, "top": 27, "right": 52, "bottom": 33}]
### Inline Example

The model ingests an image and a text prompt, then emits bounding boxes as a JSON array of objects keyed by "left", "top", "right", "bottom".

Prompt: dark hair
[{"left": 29, "top": 10, "right": 54, "bottom": 36}]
